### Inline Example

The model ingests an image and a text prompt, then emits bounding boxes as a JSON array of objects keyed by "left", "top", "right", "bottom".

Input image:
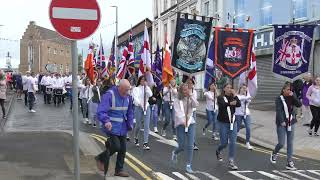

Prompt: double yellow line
[{"left": 90, "top": 134, "right": 162, "bottom": 180}]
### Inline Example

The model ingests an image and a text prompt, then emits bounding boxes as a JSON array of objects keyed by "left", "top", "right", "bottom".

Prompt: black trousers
[
  {"left": 310, "top": 105, "right": 320, "bottom": 132},
  {"left": 28, "top": 92, "right": 35, "bottom": 110},
  {"left": 97, "top": 135, "right": 126, "bottom": 173},
  {"left": 23, "top": 90, "right": 28, "bottom": 106},
  {"left": 0, "top": 99, "right": 5, "bottom": 117}
]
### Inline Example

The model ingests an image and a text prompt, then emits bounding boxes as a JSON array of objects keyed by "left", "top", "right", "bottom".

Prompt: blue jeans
[
  {"left": 217, "top": 122, "right": 238, "bottom": 161},
  {"left": 162, "top": 101, "right": 176, "bottom": 135},
  {"left": 28, "top": 92, "right": 35, "bottom": 110},
  {"left": 134, "top": 106, "right": 151, "bottom": 143},
  {"left": 273, "top": 125, "right": 295, "bottom": 162},
  {"left": 236, "top": 115, "right": 251, "bottom": 143},
  {"left": 205, "top": 110, "right": 218, "bottom": 133},
  {"left": 174, "top": 124, "right": 195, "bottom": 165},
  {"left": 151, "top": 104, "right": 158, "bottom": 128},
  {"left": 88, "top": 101, "right": 98, "bottom": 124}
]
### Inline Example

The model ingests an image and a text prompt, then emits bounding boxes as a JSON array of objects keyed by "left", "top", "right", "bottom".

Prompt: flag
[
  {"left": 204, "top": 38, "right": 215, "bottom": 90},
  {"left": 238, "top": 48, "right": 257, "bottom": 97},
  {"left": 152, "top": 45, "right": 163, "bottom": 91},
  {"left": 108, "top": 36, "right": 116, "bottom": 77},
  {"left": 98, "top": 36, "right": 108, "bottom": 78},
  {"left": 85, "top": 46, "right": 95, "bottom": 83},
  {"left": 116, "top": 47, "right": 129, "bottom": 79},
  {"left": 162, "top": 34, "right": 174, "bottom": 86},
  {"left": 140, "top": 24, "right": 154, "bottom": 85},
  {"left": 126, "top": 31, "right": 135, "bottom": 77},
  {"left": 97, "top": 34, "right": 105, "bottom": 67},
  {"left": 248, "top": 50, "right": 257, "bottom": 97}
]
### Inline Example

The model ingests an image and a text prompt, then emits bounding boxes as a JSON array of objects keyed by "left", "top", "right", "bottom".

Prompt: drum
[
  {"left": 55, "top": 89, "right": 63, "bottom": 96},
  {"left": 46, "top": 87, "right": 53, "bottom": 94}
]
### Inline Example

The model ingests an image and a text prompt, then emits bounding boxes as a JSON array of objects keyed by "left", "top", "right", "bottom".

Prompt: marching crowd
[{"left": 6, "top": 70, "right": 320, "bottom": 177}]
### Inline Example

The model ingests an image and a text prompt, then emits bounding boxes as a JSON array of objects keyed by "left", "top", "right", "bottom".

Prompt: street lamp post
[{"left": 111, "top": 5, "right": 119, "bottom": 66}]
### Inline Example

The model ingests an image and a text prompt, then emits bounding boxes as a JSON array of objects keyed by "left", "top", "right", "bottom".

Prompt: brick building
[{"left": 20, "top": 21, "right": 72, "bottom": 74}]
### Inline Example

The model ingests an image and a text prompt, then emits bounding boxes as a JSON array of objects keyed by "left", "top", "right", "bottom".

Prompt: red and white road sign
[{"left": 49, "top": 0, "right": 101, "bottom": 40}]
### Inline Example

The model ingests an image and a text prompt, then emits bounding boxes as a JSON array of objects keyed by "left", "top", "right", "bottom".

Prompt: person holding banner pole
[
  {"left": 306, "top": 76, "right": 320, "bottom": 136},
  {"left": 235, "top": 84, "right": 253, "bottom": 150},
  {"left": 270, "top": 82, "right": 301, "bottom": 170},
  {"left": 171, "top": 83, "right": 199, "bottom": 173},
  {"left": 301, "top": 73, "right": 313, "bottom": 126},
  {"left": 215, "top": 83, "right": 240, "bottom": 170},
  {"left": 161, "top": 79, "right": 178, "bottom": 139},
  {"left": 133, "top": 75, "right": 153, "bottom": 150},
  {"left": 202, "top": 82, "right": 219, "bottom": 141}
]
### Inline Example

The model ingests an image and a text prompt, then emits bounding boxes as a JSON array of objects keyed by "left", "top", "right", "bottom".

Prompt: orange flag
[
  {"left": 85, "top": 49, "right": 95, "bottom": 83},
  {"left": 162, "top": 34, "right": 174, "bottom": 86}
]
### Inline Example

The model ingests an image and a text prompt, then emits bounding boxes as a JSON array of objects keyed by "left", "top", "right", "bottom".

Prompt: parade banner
[
  {"left": 214, "top": 28, "right": 254, "bottom": 78},
  {"left": 272, "top": 25, "right": 315, "bottom": 79},
  {"left": 172, "top": 13, "right": 213, "bottom": 75}
]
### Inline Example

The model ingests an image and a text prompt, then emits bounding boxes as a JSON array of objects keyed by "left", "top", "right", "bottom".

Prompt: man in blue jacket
[{"left": 95, "top": 79, "right": 133, "bottom": 177}]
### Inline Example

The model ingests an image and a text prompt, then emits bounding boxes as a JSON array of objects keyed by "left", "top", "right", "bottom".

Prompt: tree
[{"left": 78, "top": 54, "right": 83, "bottom": 73}]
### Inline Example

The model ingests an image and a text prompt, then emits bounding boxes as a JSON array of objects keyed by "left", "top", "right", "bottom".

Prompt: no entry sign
[{"left": 49, "top": 0, "right": 101, "bottom": 40}]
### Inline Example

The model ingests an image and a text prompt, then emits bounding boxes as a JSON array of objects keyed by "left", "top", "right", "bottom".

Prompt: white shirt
[
  {"left": 22, "top": 75, "right": 30, "bottom": 91},
  {"left": 132, "top": 85, "right": 153, "bottom": 109},
  {"left": 190, "top": 88, "right": 197, "bottom": 112},
  {"left": 40, "top": 76, "right": 50, "bottom": 86},
  {"left": 53, "top": 77, "right": 64, "bottom": 88},
  {"left": 64, "top": 76, "right": 72, "bottom": 88},
  {"left": 27, "top": 77, "right": 36, "bottom": 93},
  {"left": 79, "top": 84, "right": 90, "bottom": 99},
  {"left": 163, "top": 86, "right": 178, "bottom": 102},
  {"left": 235, "top": 94, "right": 251, "bottom": 116},
  {"left": 204, "top": 91, "right": 218, "bottom": 111}
]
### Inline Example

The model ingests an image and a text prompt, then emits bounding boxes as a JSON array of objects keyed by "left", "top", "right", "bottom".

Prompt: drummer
[
  {"left": 53, "top": 73, "right": 64, "bottom": 106},
  {"left": 64, "top": 72, "right": 72, "bottom": 109},
  {"left": 40, "top": 73, "right": 50, "bottom": 104}
]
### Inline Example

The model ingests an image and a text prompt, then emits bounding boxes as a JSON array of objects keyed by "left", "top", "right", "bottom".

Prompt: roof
[
  {"left": 22, "top": 21, "right": 72, "bottom": 45},
  {"left": 118, "top": 18, "right": 153, "bottom": 45},
  {"left": 35, "top": 25, "right": 72, "bottom": 45}
]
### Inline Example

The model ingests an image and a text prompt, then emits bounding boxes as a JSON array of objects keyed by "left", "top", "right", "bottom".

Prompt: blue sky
[{"left": 0, "top": 0, "right": 153, "bottom": 68}]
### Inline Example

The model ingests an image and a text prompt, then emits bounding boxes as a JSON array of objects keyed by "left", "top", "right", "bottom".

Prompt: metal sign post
[{"left": 71, "top": 40, "right": 80, "bottom": 180}]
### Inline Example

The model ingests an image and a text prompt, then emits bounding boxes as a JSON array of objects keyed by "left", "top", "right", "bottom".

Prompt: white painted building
[{"left": 152, "top": 0, "right": 222, "bottom": 93}]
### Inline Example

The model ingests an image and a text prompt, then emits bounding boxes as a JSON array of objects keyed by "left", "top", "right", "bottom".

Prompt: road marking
[
  {"left": 155, "top": 172, "right": 175, "bottom": 180},
  {"left": 283, "top": 170, "right": 318, "bottom": 180},
  {"left": 272, "top": 170, "right": 300, "bottom": 180},
  {"left": 90, "top": 135, "right": 153, "bottom": 180},
  {"left": 186, "top": 172, "right": 201, "bottom": 180},
  {"left": 257, "top": 171, "right": 289, "bottom": 180},
  {"left": 124, "top": 158, "right": 152, "bottom": 180},
  {"left": 229, "top": 171, "right": 256, "bottom": 180},
  {"left": 149, "top": 131, "right": 178, "bottom": 147},
  {"left": 308, "top": 170, "right": 320, "bottom": 176},
  {"left": 172, "top": 172, "right": 189, "bottom": 180},
  {"left": 194, "top": 171, "right": 220, "bottom": 180}
]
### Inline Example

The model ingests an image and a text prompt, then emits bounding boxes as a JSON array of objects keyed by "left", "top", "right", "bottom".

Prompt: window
[
  {"left": 235, "top": 0, "right": 245, "bottom": 27},
  {"left": 171, "top": 19, "right": 175, "bottom": 43},
  {"left": 171, "top": 0, "right": 176, "bottom": 6},
  {"left": 164, "top": 0, "right": 168, "bottom": 11},
  {"left": 47, "top": 47, "right": 51, "bottom": 54},
  {"left": 53, "top": 49, "right": 57, "bottom": 55},
  {"left": 164, "top": 23, "right": 167, "bottom": 34},
  {"left": 260, "top": 0, "right": 272, "bottom": 26},
  {"left": 311, "top": 0, "right": 320, "bottom": 18},
  {"left": 204, "top": 2, "right": 209, "bottom": 16},
  {"left": 60, "top": 50, "right": 64, "bottom": 55},
  {"left": 292, "top": 0, "right": 307, "bottom": 19}
]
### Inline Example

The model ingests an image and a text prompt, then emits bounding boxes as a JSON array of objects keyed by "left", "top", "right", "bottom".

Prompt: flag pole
[{"left": 143, "top": 19, "right": 147, "bottom": 115}]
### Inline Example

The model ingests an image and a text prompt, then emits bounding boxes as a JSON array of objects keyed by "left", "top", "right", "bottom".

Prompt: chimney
[{"left": 30, "top": 21, "right": 36, "bottom": 26}]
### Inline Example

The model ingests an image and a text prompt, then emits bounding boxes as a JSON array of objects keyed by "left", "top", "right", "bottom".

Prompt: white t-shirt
[
  {"left": 235, "top": 94, "right": 251, "bottom": 116},
  {"left": 204, "top": 91, "right": 218, "bottom": 111},
  {"left": 22, "top": 75, "right": 31, "bottom": 91},
  {"left": 27, "top": 77, "right": 36, "bottom": 93}
]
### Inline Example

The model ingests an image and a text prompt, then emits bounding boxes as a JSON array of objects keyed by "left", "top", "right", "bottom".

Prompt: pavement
[
  {"left": 1, "top": 93, "right": 320, "bottom": 180},
  {"left": 196, "top": 101, "right": 320, "bottom": 161}
]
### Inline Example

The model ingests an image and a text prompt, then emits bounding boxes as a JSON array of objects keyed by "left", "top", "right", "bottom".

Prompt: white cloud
[{"left": 0, "top": 0, "right": 153, "bottom": 69}]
